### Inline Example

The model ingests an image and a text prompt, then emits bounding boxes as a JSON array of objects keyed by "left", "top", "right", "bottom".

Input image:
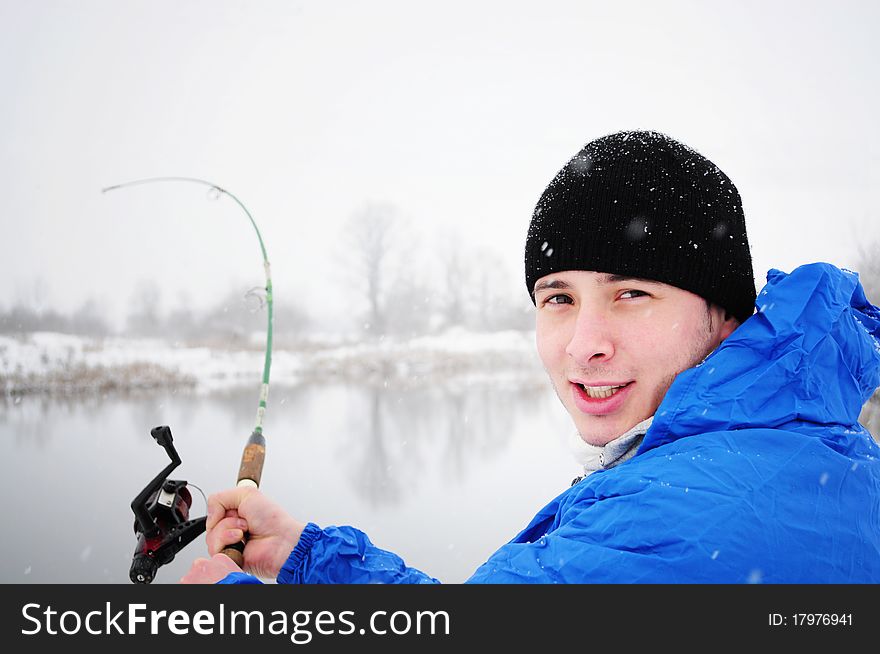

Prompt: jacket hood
[{"left": 641, "top": 262, "right": 880, "bottom": 454}]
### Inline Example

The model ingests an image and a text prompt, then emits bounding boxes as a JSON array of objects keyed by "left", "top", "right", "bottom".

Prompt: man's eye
[
  {"left": 546, "top": 294, "right": 573, "bottom": 305},
  {"left": 619, "top": 289, "right": 649, "bottom": 300}
]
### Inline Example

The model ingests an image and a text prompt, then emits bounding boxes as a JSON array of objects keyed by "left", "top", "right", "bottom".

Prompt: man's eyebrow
[
  {"left": 532, "top": 279, "right": 571, "bottom": 296},
  {"left": 601, "top": 274, "right": 662, "bottom": 285}
]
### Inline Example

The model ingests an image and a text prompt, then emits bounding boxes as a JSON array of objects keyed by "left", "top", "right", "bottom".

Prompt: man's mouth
[
  {"left": 578, "top": 382, "right": 631, "bottom": 399},
  {"left": 569, "top": 380, "right": 634, "bottom": 416}
]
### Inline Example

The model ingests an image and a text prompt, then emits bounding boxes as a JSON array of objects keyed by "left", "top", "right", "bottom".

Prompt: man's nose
[{"left": 565, "top": 308, "right": 615, "bottom": 364}]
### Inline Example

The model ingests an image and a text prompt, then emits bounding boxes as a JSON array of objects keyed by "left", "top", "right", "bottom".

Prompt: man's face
[{"left": 534, "top": 270, "right": 738, "bottom": 446}]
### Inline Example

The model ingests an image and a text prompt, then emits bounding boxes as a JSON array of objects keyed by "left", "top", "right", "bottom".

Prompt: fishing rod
[{"left": 103, "top": 177, "right": 272, "bottom": 581}]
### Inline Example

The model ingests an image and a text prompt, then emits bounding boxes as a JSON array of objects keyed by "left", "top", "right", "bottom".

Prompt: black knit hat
[{"left": 525, "top": 130, "right": 756, "bottom": 323}]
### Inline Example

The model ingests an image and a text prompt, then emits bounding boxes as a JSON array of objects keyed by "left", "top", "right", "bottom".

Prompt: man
[{"left": 183, "top": 130, "right": 880, "bottom": 584}]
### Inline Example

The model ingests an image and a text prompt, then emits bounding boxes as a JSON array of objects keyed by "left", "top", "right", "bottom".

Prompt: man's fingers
[
  {"left": 206, "top": 487, "right": 259, "bottom": 531},
  {"left": 210, "top": 552, "right": 243, "bottom": 574},
  {"left": 180, "top": 557, "right": 213, "bottom": 584},
  {"left": 207, "top": 516, "right": 249, "bottom": 555},
  {"left": 180, "top": 554, "right": 242, "bottom": 584}
]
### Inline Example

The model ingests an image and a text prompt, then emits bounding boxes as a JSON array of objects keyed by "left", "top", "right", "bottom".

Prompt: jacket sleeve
[{"left": 218, "top": 522, "right": 441, "bottom": 585}]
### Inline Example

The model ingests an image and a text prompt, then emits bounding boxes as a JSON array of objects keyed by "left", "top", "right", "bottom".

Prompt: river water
[
  {"left": 1, "top": 381, "right": 579, "bottom": 584},
  {"left": 6, "top": 380, "right": 879, "bottom": 585}
]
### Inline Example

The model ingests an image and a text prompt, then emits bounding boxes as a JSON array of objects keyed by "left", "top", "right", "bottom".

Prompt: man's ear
[{"left": 718, "top": 311, "right": 739, "bottom": 342}]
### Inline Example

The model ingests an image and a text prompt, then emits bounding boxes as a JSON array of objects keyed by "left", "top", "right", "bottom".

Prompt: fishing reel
[{"left": 130, "top": 425, "right": 206, "bottom": 584}]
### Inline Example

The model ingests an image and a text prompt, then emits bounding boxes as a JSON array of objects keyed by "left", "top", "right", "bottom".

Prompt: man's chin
[{"left": 573, "top": 414, "right": 637, "bottom": 447}]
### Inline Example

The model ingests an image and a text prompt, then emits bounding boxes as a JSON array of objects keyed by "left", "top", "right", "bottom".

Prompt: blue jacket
[{"left": 222, "top": 263, "right": 880, "bottom": 584}]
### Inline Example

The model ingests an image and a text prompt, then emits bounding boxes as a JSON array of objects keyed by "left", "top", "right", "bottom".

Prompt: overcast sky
[{"left": 2, "top": 0, "right": 878, "bottom": 329}]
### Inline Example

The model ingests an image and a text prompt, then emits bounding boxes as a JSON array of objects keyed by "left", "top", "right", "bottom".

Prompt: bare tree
[
  {"left": 68, "top": 298, "right": 111, "bottom": 336},
  {"left": 272, "top": 300, "right": 311, "bottom": 347},
  {"left": 433, "top": 234, "right": 534, "bottom": 332},
  {"left": 339, "top": 209, "right": 532, "bottom": 338},
  {"left": 342, "top": 203, "right": 403, "bottom": 337},
  {"left": 14, "top": 277, "right": 50, "bottom": 316},
  {"left": 125, "top": 280, "right": 163, "bottom": 337},
  {"left": 0, "top": 305, "right": 42, "bottom": 333},
  {"left": 435, "top": 233, "right": 468, "bottom": 329},
  {"left": 0, "top": 290, "right": 110, "bottom": 336},
  {"left": 200, "top": 286, "right": 266, "bottom": 345},
  {"left": 164, "top": 291, "right": 202, "bottom": 343}
]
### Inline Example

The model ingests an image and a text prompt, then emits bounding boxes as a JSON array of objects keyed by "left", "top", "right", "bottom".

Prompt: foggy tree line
[
  {"left": 0, "top": 203, "right": 534, "bottom": 342},
  {"left": 0, "top": 299, "right": 111, "bottom": 336},
  {"left": 341, "top": 203, "right": 533, "bottom": 338}
]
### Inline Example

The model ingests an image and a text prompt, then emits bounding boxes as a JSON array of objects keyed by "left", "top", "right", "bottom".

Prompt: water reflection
[
  {"left": 0, "top": 381, "right": 576, "bottom": 584},
  {"left": 4, "top": 384, "right": 878, "bottom": 584},
  {"left": 330, "top": 384, "right": 538, "bottom": 508}
]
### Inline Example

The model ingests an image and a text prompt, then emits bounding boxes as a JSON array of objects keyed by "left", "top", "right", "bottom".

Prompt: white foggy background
[{"left": 1, "top": 0, "right": 879, "bottom": 328}]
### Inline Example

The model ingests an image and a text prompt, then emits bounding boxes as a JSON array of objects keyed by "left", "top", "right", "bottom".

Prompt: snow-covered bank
[
  {"left": 300, "top": 328, "right": 544, "bottom": 387},
  {"left": 0, "top": 329, "right": 546, "bottom": 396}
]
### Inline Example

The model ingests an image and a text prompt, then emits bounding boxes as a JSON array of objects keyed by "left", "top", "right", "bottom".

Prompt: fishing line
[
  {"left": 188, "top": 481, "right": 209, "bottom": 515},
  {"left": 102, "top": 176, "right": 273, "bottom": 436}
]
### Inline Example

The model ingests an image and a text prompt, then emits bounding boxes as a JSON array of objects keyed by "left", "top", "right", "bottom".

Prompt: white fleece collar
[{"left": 566, "top": 416, "right": 654, "bottom": 475}]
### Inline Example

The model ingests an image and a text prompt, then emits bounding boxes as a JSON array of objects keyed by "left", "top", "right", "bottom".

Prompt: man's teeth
[{"left": 581, "top": 384, "right": 626, "bottom": 399}]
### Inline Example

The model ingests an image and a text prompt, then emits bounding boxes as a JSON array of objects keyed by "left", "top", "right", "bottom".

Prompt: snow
[{"left": 1, "top": 329, "right": 545, "bottom": 395}]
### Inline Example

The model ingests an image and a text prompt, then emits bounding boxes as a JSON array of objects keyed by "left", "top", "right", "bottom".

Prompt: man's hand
[
  {"left": 180, "top": 553, "right": 243, "bottom": 584},
  {"left": 181, "top": 487, "right": 306, "bottom": 583}
]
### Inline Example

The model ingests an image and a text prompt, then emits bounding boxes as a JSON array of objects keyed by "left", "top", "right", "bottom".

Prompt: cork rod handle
[{"left": 220, "top": 431, "right": 266, "bottom": 567}]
